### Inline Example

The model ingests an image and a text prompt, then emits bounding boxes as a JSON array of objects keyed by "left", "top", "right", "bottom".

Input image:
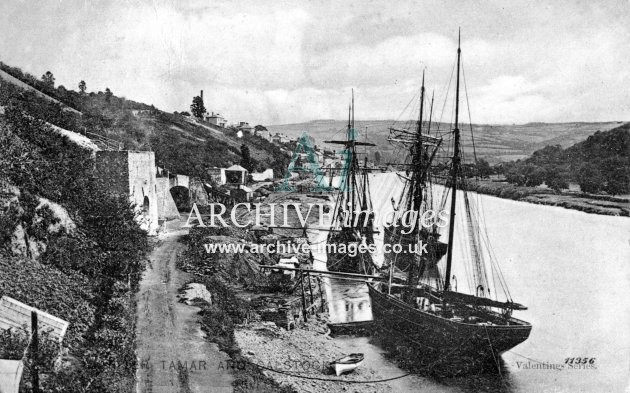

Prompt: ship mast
[
  {"left": 351, "top": 90, "right": 356, "bottom": 223},
  {"left": 408, "top": 71, "right": 426, "bottom": 211},
  {"left": 444, "top": 30, "right": 462, "bottom": 293},
  {"left": 325, "top": 90, "right": 375, "bottom": 229}
]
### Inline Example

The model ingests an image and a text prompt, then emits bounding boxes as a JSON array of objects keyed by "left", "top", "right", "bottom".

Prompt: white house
[
  {"left": 205, "top": 112, "right": 227, "bottom": 128},
  {"left": 251, "top": 168, "right": 274, "bottom": 182},
  {"left": 237, "top": 121, "right": 254, "bottom": 134}
]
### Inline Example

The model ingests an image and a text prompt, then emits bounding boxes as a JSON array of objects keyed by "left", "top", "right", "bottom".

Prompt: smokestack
[{"left": 200, "top": 90, "right": 204, "bottom": 100}]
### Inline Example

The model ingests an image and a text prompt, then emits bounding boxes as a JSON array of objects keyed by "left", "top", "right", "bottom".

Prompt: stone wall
[
  {"left": 95, "top": 151, "right": 159, "bottom": 235},
  {"left": 156, "top": 178, "right": 180, "bottom": 220},
  {"left": 189, "top": 178, "right": 209, "bottom": 206}
]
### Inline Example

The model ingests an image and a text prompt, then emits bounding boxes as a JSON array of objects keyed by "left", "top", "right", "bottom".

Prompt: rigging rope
[{"left": 460, "top": 56, "right": 478, "bottom": 163}]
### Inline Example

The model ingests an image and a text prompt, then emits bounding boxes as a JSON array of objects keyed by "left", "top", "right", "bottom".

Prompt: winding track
[{"left": 135, "top": 219, "right": 234, "bottom": 392}]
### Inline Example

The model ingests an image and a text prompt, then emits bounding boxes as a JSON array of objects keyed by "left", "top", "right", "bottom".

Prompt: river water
[{"left": 311, "top": 172, "right": 630, "bottom": 392}]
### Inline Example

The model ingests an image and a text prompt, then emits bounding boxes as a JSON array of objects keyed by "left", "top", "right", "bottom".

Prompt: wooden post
[
  {"left": 317, "top": 277, "right": 325, "bottom": 312},
  {"left": 299, "top": 271, "right": 308, "bottom": 323},
  {"left": 31, "top": 311, "right": 39, "bottom": 393},
  {"left": 307, "top": 272, "right": 314, "bottom": 306}
]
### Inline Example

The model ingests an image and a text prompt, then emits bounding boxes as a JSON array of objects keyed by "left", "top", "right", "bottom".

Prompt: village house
[
  {"left": 205, "top": 112, "right": 228, "bottom": 128},
  {"left": 255, "top": 129, "right": 272, "bottom": 142},
  {"left": 237, "top": 121, "right": 254, "bottom": 134},
  {"left": 272, "top": 133, "right": 290, "bottom": 144}
]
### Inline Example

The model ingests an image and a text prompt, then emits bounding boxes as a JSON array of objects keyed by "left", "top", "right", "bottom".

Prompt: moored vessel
[{"left": 369, "top": 32, "right": 532, "bottom": 376}]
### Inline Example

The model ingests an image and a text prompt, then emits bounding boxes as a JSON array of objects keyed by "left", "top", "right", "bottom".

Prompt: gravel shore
[{"left": 234, "top": 318, "right": 395, "bottom": 393}]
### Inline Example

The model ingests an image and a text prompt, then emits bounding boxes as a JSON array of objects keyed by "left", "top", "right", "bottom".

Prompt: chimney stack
[{"left": 200, "top": 90, "right": 204, "bottom": 100}]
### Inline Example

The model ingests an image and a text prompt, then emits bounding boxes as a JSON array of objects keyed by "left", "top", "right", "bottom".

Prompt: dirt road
[{"left": 136, "top": 220, "right": 234, "bottom": 392}]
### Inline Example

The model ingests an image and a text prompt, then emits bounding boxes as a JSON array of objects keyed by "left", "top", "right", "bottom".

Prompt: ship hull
[
  {"left": 368, "top": 283, "right": 531, "bottom": 376},
  {"left": 326, "top": 229, "right": 374, "bottom": 274}
]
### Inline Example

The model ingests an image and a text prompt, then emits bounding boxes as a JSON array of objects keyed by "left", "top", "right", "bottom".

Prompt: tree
[
  {"left": 190, "top": 95, "right": 206, "bottom": 119},
  {"left": 545, "top": 170, "right": 569, "bottom": 192},
  {"left": 475, "top": 158, "right": 493, "bottom": 178},
  {"left": 526, "top": 167, "right": 546, "bottom": 187},
  {"left": 577, "top": 164, "right": 604, "bottom": 194},
  {"left": 254, "top": 125, "right": 268, "bottom": 132},
  {"left": 41, "top": 71, "right": 55, "bottom": 89},
  {"left": 78, "top": 80, "right": 87, "bottom": 95},
  {"left": 105, "top": 87, "right": 113, "bottom": 102},
  {"left": 374, "top": 151, "right": 382, "bottom": 166},
  {"left": 601, "top": 157, "right": 630, "bottom": 195},
  {"left": 240, "top": 144, "right": 254, "bottom": 172}
]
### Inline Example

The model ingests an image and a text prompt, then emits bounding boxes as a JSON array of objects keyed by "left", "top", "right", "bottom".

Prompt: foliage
[
  {"left": 190, "top": 95, "right": 206, "bottom": 119},
  {"left": 1, "top": 61, "right": 289, "bottom": 180},
  {"left": 41, "top": 71, "right": 55, "bottom": 89},
  {"left": 374, "top": 150, "right": 382, "bottom": 165},
  {"left": 240, "top": 144, "right": 254, "bottom": 172},
  {"left": 0, "top": 107, "right": 149, "bottom": 392},
  {"left": 502, "top": 125, "right": 629, "bottom": 194},
  {"left": 104, "top": 87, "right": 113, "bottom": 103},
  {"left": 462, "top": 159, "right": 493, "bottom": 179},
  {"left": 150, "top": 127, "right": 241, "bottom": 179}
]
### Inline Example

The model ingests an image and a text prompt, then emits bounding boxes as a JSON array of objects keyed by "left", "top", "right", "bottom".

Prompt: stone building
[
  {"left": 224, "top": 164, "right": 248, "bottom": 184},
  {"left": 207, "top": 167, "right": 227, "bottom": 185},
  {"left": 95, "top": 151, "right": 159, "bottom": 235},
  {"left": 237, "top": 121, "right": 254, "bottom": 134},
  {"left": 205, "top": 112, "right": 227, "bottom": 128},
  {"left": 155, "top": 178, "right": 180, "bottom": 221}
]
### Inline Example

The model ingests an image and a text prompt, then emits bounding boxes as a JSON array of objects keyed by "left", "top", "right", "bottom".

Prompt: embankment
[{"left": 462, "top": 180, "right": 629, "bottom": 216}]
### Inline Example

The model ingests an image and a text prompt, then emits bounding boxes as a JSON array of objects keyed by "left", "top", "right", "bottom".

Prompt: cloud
[
  {"left": 0, "top": 0, "right": 628, "bottom": 125},
  {"left": 307, "top": 32, "right": 456, "bottom": 88}
]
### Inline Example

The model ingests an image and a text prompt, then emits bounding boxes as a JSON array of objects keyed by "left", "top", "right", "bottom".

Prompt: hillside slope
[
  {"left": 0, "top": 61, "right": 290, "bottom": 180},
  {"left": 0, "top": 68, "right": 81, "bottom": 115},
  {"left": 501, "top": 123, "right": 630, "bottom": 195},
  {"left": 268, "top": 120, "right": 623, "bottom": 164}
]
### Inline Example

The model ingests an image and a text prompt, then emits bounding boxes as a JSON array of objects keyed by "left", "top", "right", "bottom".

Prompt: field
[{"left": 268, "top": 120, "right": 623, "bottom": 164}]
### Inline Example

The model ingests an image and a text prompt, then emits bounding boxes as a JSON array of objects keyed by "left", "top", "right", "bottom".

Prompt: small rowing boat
[{"left": 329, "top": 353, "right": 364, "bottom": 376}]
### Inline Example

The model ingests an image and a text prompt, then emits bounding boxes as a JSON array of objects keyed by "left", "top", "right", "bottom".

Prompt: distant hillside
[
  {"left": 0, "top": 61, "right": 290, "bottom": 180},
  {"left": 268, "top": 120, "right": 623, "bottom": 164},
  {"left": 501, "top": 123, "right": 629, "bottom": 195}
]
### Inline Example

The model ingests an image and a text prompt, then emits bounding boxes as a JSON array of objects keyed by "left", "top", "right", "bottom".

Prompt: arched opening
[
  {"left": 142, "top": 196, "right": 150, "bottom": 213},
  {"left": 170, "top": 186, "right": 190, "bottom": 212}
]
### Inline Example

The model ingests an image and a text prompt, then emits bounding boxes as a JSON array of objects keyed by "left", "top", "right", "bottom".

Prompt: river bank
[
  {"left": 176, "top": 189, "right": 421, "bottom": 392},
  {"left": 461, "top": 179, "right": 629, "bottom": 216},
  {"left": 188, "top": 271, "right": 411, "bottom": 393}
]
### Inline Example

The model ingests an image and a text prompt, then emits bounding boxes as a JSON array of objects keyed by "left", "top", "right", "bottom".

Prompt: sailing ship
[
  {"left": 325, "top": 92, "right": 378, "bottom": 275},
  {"left": 368, "top": 33, "right": 532, "bottom": 376},
  {"left": 381, "top": 70, "right": 448, "bottom": 294}
]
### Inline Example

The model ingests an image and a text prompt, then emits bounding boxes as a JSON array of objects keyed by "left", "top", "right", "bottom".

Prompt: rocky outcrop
[{"left": 0, "top": 183, "right": 76, "bottom": 260}]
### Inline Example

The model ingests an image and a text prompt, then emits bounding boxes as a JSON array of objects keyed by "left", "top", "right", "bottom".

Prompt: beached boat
[
  {"left": 369, "top": 32, "right": 531, "bottom": 376},
  {"left": 329, "top": 353, "right": 364, "bottom": 376}
]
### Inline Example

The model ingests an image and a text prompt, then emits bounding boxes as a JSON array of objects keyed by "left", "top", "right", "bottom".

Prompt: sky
[{"left": 1, "top": 0, "right": 629, "bottom": 125}]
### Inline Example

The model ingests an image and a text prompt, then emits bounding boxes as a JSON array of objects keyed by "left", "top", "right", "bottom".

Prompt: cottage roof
[{"left": 225, "top": 164, "right": 247, "bottom": 172}]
